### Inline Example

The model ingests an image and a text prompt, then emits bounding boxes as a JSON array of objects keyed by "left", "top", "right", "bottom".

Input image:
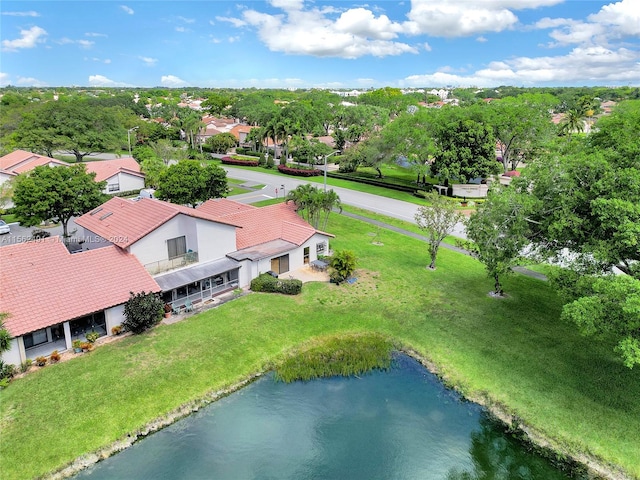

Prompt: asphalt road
[
  {"left": 222, "top": 166, "right": 468, "bottom": 239},
  {"left": 0, "top": 162, "right": 467, "bottom": 248}
]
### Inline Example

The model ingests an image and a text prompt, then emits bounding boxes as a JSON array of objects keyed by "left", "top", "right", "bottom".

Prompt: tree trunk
[
  {"left": 493, "top": 274, "right": 503, "bottom": 296},
  {"left": 429, "top": 245, "right": 438, "bottom": 269},
  {"left": 375, "top": 167, "right": 383, "bottom": 178}
]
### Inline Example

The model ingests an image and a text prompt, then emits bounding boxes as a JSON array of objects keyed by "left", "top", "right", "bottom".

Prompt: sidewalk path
[{"left": 341, "top": 210, "right": 547, "bottom": 281}]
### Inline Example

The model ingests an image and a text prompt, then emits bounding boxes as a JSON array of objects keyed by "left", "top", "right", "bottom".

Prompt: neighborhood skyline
[{"left": 1, "top": 0, "right": 639, "bottom": 89}]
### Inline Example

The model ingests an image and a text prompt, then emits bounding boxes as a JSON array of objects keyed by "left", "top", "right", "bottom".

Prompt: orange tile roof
[
  {"left": 83, "top": 157, "right": 144, "bottom": 182},
  {"left": 0, "top": 238, "right": 160, "bottom": 337},
  {"left": 75, "top": 197, "right": 240, "bottom": 249},
  {"left": 197, "top": 199, "right": 333, "bottom": 250},
  {"left": 0, "top": 149, "right": 68, "bottom": 175}
]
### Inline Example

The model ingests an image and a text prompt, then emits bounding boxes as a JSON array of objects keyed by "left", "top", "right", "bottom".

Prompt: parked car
[{"left": 0, "top": 220, "right": 10, "bottom": 235}]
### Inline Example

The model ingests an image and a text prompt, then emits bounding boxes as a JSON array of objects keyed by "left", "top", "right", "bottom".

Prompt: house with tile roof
[
  {"left": 0, "top": 237, "right": 160, "bottom": 365},
  {"left": 75, "top": 196, "right": 333, "bottom": 313},
  {"left": 83, "top": 157, "right": 145, "bottom": 194},
  {"left": 0, "top": 150, "right": 69, "bottom": 207}
]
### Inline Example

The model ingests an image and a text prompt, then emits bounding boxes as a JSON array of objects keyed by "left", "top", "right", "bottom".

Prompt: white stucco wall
[
  {"left": 128, "top": 214, "right": 236, "bottom": 267},
  {"left": 104, "top": 173, "right": 145, "bottom": 194},
  {"left": 2, "top": 338, "right": 22, "bottom": 366},
  {"left": 105, "top": 304, "right": 126, "bottom": 334}
]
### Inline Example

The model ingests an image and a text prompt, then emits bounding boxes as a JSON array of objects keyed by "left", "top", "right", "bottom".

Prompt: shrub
[
  {"left": 35, "top": 356, "right": 47, "bottom": 367},
  {"left": 111, "top": 325, "right": 123, "bottom": 335},
  {"left": 85, "top": 331, "right": 100, "bottom": 343},
  {"left": 0, "top": 361, "right": 17, "bottom": 379},
  {"left": 277, "top": 165, "right": 322, "bottom": 177},
  {"left": 122, "top": 291, "right": 164, "bottom": 334},
  {"left": 31, "top": 229, "right": 51, "bottom": 239},
  {"left": 20, "top": 359, "right": 32, "bottom": 373},
  {"left": 72, "top": 339, "right": 83, "bottom": 350},
  {"left": 250, "top": 273, "right": 302, "bottom": 295},
  {"left": 220, "top": 156, "right": 259, "bottom": 167},
  {"left": 329, "top": 249, "right": 357, "bottom": 284},
  {"left": 266, "top": 156, "right": 275, "bottom": 169},
  {"left": 49, "top": 350, "right": 61, "bottom": 363},
  {"left": 80, "top": 342, "right": 93, "bottom": 352}
]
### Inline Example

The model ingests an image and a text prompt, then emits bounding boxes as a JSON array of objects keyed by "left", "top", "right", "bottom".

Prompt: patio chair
[
  {"left": 171, "top": 303, "right": 182, "bottom": 315},
  {"left": 184, "top": 299, "right": 194, "bottom": 312}
]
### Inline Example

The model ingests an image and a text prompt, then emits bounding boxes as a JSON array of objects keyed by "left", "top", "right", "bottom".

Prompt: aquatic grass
[{"left": 274, "top": 333, "right": 394, "bottom": 382}]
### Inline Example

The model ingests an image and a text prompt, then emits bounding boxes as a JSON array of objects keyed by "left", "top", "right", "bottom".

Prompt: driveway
[{"left": 0, "top": 218, "right": 81, "bottom": 248}]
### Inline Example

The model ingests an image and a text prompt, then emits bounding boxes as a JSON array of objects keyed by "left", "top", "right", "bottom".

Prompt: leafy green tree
[
  {"left": 487, "top": 94, "right": 555, "bottom": 172},
  {"left": 13, "top": 100, "right": 125, "bottom": 161},
  {"left": 156, "top": 160, "right": 229, "bottom": 207},
  {"left": 465, "top": 185, "right": 533, "bottom": 296},
  {"left": 205, "top": 132, "right": 238, "bottom": 154},
  {"left": 12, "top": 164, "right": 107, "bottom": 240},
  {"left": 414, "top": 192, "right": 464, "bottom": 269},
  {"left": 432, "top": 116, "right": 500, "bottom": 183},
  {"left": 150, "top": 139, "right": 185, "bottom": 166},
  {"left": 201, "top": 92, "right": 234, "bottom": 116},
  {"left": 0, "top": 178, "right": 15, "bottom": 214},
  {"left": 140, "top": 156, "right": 166, "bottom": 189},
  {"left": 329, "top": 249, "right": 357, "bottom": 284},
  {"left": 122, "top": 291, "right": 164, "bottom": 334}
]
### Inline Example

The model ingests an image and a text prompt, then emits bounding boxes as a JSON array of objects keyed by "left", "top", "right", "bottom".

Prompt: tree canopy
[
  {"left": 156, "top": 160, "right": 229, "bottom": 207},
  {"left": 12, "top": 164, "right": 107, "bottom": 239}
]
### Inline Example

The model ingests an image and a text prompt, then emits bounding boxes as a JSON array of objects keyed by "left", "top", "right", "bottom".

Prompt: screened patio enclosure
[{"left": 155, "top": 257, "right": 240, "bottom": 310}]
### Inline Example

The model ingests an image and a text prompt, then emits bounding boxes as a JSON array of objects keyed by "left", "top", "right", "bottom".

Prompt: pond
[{"left": 75, "top": 354, "right": 574, "bottom": 479}]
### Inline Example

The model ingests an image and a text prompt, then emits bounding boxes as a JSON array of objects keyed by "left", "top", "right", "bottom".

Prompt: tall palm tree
[{"left": 559, "top": 109, "right": 585, "bottom": 137}]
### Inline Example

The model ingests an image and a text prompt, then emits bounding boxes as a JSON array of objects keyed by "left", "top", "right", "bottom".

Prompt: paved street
[{"left": 222, "top": 166, "right": 468, "bottom": 239}]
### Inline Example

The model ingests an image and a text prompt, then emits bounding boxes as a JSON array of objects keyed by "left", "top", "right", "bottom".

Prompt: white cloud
[
  {"left": 1, "top": 11, "right": 40, "bottom": 17},
  {"left": 240, "top": 5, "right": 417, "bottom": 58},
  {"left": 177, "top": 16, "right": 195, "bottom": 24},
  {"left": 476, "top": 36, "right": 488, "bottom": 42},
  {"left": 209, "top": 36, "right": 222, "bottom": 44},
  {"left": 423, "top": 42, "right": 432, "bottom": 52},
  {"left": 161, "top": 75, "right": 189, "bottom": 87},
  {"left": 175, "top": 26, "right": 188, "bottom": 33},
  {"left": 85, "top": 32, "right": 107, "bottom": 38},
  {"left": 402, "top": 45, "right": 640, "bottom": 87},
  {"left": 120, "top": 5, "right": 134, "bottom": 15},
  {"left": 0, "top": 72, "right": 10, "bottom": 86},
  {"left": 77, "top": 40, "right": 94, "bottom": 49},
  {"left": 89, "top": 75, "right": 128, "bottom": 87},
  {"left": 228, "top": 36, "right": 240, "bottom": 43},
  {"left": 56, "top": 37, "right": 94, "bottom": 48},
  {"left": 16, "top": 76, "right": 47, "bottom": 87},
  {"left": 2, "top": 26, "right": 47, "bottom": 51},
  {"left": 404, "top": 2, "right": 518, "bottom": 37},
  {"left": 86, "top": 57, "right": 111, "bottom": 64},
  {"left": 139, "top": 56, "right": 158, "bottom": 66},
  {"left": 215, "top": 16, "right": 248, "bottom": 27},
  {"left": 588, "top": 0, "right": 640, "bottom": 36}
]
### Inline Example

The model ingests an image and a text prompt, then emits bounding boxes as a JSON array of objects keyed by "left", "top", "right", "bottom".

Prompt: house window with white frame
[
  {"left": 316, "top": 242, "right": 326, "bottom": 255},
  {"left": 107, "top": 183, "right": 120, "bottom": 192},
  {"left": 167, "top": 236, "right": 187, "bottom": 259}
]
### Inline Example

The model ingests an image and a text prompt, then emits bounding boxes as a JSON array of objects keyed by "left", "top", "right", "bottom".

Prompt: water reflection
[{"left": 76, "top": 354, "right": 572, "bottom": 480}]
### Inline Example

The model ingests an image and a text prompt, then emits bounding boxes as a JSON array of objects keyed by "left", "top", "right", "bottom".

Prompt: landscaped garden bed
[{"left": 277, "top": 164, "right": 322, "bottom": 176}]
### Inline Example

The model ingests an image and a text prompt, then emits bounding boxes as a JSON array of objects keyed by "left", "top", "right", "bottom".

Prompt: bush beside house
[{"left": 250, "top": 273, "right": 302, "bottom": 295}]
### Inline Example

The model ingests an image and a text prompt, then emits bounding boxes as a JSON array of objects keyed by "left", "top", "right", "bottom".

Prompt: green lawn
[{"left": 1, "top": 213, "right": 639, "bottom": 479}]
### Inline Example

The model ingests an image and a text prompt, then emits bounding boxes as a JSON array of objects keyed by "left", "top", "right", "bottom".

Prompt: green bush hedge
[{"left": 250, "top": 273, "right": 302, "bottom": 295}]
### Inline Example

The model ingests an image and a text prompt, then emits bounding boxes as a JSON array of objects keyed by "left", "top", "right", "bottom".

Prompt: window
[
  {"left": 303, "top": 246, "right": 310, "bottom": 264},
  {"left": 316, "top": 242, "right": 326, "bottom": 255},
  {"left": 24, "top": 329, "right": 48, "bottom": 349},
  {"left": 270, "top": 254, "right": 290, "bottom": 274},
  {"left": 107, "top": 183, "right": 120, "bottom": 192},
  {"left": 167, "top": 236, "right": 187, "bottom": 259}
]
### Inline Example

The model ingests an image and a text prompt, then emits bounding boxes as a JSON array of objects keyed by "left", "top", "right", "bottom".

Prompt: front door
[{"left": 303, "top": 247, "right": 310, "bottom": 265}]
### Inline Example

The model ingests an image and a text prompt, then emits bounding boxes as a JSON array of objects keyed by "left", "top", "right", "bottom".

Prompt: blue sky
[{"left": 1, "top": 0, "right": 639, "bottom": 89}]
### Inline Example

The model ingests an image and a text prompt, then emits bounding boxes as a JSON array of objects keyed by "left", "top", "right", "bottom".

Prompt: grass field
[{"left": 1, "top": 213, "right": 638, "bottom": 479}]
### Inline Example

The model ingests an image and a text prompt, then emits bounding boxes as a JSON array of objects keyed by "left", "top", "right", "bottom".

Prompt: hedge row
[
  {"left": 278, "top": 165, "right": 322, "bottom": 177},
  {"left": 326, "top": 172, "right": 423, "bottom": 193},
  {"left": 221, "top": 156, "right": 259, "bottom": 167},
  {"left": 250, "top": 273, "right": 302, "bottom": 295},
  {"left": 235, "top": 148, "right": 261, "bottom": 157}
]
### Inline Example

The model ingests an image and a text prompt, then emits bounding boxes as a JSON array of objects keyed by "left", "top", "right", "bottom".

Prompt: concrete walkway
[{"left": 340, "top": 210, "right": 547, "bottom": 281}]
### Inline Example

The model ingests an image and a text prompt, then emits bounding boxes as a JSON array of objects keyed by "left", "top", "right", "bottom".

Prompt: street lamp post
[
  {"left": 281, "top": 184, "right": 285, "bottom": 199},
  {"left": 127, "top": 126, "right": 139, "bottom": 156},
  {"left": 323, "top": 150, "right": 340, "bottom": 192}
]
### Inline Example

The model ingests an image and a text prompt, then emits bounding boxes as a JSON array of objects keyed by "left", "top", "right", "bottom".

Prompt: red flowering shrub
[
  {"left": 277, "top": 165, "right": 322, "bottom": 177},
  {"left": 221, "top": 156, "right": 259, "bottom": 167}
]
